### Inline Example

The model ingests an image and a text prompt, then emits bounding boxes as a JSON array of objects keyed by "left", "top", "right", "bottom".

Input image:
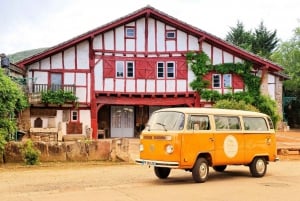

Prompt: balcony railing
[
  {"left": 29, "top": 84, "right": 76, "bottom": 104},
  {"left": 32, "top": 84, "right": 75, "bottom": 93}
]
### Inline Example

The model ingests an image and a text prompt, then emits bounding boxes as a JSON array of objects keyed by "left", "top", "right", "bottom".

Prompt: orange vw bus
[{"left": 135, "top": 107, "right": 278, "bottom": 183}]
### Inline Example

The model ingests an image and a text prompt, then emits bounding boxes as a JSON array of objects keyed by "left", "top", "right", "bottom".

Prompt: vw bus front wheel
[
  {"left": 154, "top": 167, "right": 171, "bottom": 179},
  {"left": 249, "top": 157, "right": 267, "bottom": 177},
  {"left": 192, "top": 157, "right": 209, "bottom": 183}
]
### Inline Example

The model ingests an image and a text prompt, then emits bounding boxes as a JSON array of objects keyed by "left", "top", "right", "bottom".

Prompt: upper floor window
[
  {"left": 126, "top": 61, "right": 134, "bottom": 78},
  {"left": 212, "top": 74, "right": 232, "bottom": 88},
  {"left": 116, "top": 61, "right": 124, "bottom": 78},
  {"left": 166, "top": 30, "right": 176, "bottom": 39},
  {"left": 157, "top": 62, "right": 175, "bottom": 79},
  {"left": 157, "top": 62, "right": 164, "bottom": 78},
  {"left": 125, "top": 27, "right": 135, "bottom": 38},
  {"left": 223, "top": 74, "right": 232, "bottom": 88},
  {"left": 167, "top": 62, "right": 175, "bottom": 78},
  {"left": 213, "top": 74, "right": 221, "bottom": 88},
  {"left": 50, "top": 73, "right": 62, "bottom": 91},
  {"left": 116, "top": 61, "right": 135, "bottom": 78}
]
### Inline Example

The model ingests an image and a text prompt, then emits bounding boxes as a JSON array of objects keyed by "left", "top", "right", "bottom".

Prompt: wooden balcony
[
  {"left": 32, "top": 84, "right": 75, "bottom": 93},
  {"left": 29, "top": 84, "right": 76, "bottom": 104}
]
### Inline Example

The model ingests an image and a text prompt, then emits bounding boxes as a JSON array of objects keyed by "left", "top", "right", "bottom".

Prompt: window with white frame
[
  {"left": 157, "top": 62, "right": 164, "bottom": 78},
  {"left": 166, "top": 30, "right": 176, "bottom": 39},
  {"left": 71, "top": 110, "right": 78, "bottom": 121},
  {"left": 213, "top": 74, "right": 232, "bottom": 88},
  {"left": 212, "top": 74, "right": 221, "bottom": 88},
  {"left": 167, "top": 62, "right": 175, "bottom": 78},
  {"left": 157, "top": 62, "right": 175, "bottom": 78},
  {"left": 116, "top": 61, "right": 124, "bottom": 78},
  {"left": 126, "top": 61, "right": 134, "bottom": 78},
  {"left": 116, "top": 61, "right": 135, "bottom": 78},
  {"left": 223, "top": 74, "right": 232, "bottom": 88},
  {"left": 125, "top": 27, "right": 135, "bottom": 38}
]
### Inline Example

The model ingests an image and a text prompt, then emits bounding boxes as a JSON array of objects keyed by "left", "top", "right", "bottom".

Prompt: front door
[{"left": 111, "top": 106, "right": 134, "bottom": 137}]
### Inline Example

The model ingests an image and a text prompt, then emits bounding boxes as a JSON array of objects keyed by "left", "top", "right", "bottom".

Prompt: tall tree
[
  {"left": 226, "top": 21, "right": 279, "bottom": 59},
  {"left": 252, "top": 22, "right": 279, "bottom": 58},
  {"left": 225, "top": 21, "right": 253, "bottom": 51},
  {"left": 0, "top": 68, "right": 28, "bottom": 156}
]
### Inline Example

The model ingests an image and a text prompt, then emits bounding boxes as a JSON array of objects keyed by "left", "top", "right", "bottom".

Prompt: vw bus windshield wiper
[{"left": 156, "top": 122, "right": 167, "bottom": 131}]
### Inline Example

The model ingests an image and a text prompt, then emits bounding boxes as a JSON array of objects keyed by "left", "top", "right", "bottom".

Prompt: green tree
[
  {"left": 226, "top": 21, "right": 279, "bottom": 59},
  {"left": 271, "top": 26, "right": 300, "bottom": 97},
  {"left": 252, "top": 21, "right": 279, "bottom": 58},
  {"left": 226, "top": 21, "right": 253, "bottom": 51},
  {"left": 0, "top": 68, "right": 28, "bottom": 158}
]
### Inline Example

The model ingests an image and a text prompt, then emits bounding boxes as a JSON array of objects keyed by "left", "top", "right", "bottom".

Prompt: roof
[
  {"left": 156, "top": 107, "right": 270, "bottom": 117},
  {"left": 16, "top": 5, "right": 284, "bottom": 74}
]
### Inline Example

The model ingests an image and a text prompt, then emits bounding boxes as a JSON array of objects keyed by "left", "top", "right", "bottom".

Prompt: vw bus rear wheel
[
  {"left": 249, "top": 157, "right": 267, "bottom": 177},
  {"left": 154, "top": 167, "right": 171, "bottom": 179},
  {"left": 192, "top": 157, "right": 209, "bottom": 183}
]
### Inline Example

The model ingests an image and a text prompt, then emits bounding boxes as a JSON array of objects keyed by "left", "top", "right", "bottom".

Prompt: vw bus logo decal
[{"left": 224, "top": 135, "right": 238, "bottom": 158}]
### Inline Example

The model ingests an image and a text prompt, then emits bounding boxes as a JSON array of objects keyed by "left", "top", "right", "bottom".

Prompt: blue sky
[{"left": 1, "top": 0, "right": 299, "bottom": 54}]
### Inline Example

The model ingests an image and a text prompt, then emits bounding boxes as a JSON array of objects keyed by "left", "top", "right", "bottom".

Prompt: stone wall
[{"left": 2, "top": 138, "right": 136, "bottom": 164}]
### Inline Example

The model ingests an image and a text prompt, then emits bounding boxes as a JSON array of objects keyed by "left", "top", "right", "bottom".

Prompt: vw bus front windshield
[{"left": 146, "top": 111, "right": 185, "bottom": 131}]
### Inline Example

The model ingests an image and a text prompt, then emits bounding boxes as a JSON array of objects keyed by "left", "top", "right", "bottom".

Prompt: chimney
[{"left": 1, "top": 53, "right": 10, "bottom": 68}]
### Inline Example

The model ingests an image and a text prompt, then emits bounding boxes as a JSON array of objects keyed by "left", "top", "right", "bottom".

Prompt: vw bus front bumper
[{"left": 135, "top": 159, "right": 179, "bottom": 168}]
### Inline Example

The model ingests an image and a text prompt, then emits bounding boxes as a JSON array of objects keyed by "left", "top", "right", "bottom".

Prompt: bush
[
  {"left": 22, "top": 140, "right": 40, "bottom": 165},
  {"left": 214, "top": 99, "right": 259, "bottom": 112},
  {"left": 0, "top": 134, "right": 7, "bottom": 163}
]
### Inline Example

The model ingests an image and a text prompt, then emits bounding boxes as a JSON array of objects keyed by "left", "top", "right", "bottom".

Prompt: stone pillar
[
  {"left": 275, "top": 76, "right": 284, "bottom": 121},
  {"left": 260, "top": 70, "right": 269, "bottom": 96}
]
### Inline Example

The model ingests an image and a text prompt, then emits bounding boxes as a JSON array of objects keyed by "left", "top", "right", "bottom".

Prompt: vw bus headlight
[
  {"left": 165, "top": 144, "right": 174, "bottom": 154},
  {"left": 139, "top": 144, "right": 144, "bottom": 152}
]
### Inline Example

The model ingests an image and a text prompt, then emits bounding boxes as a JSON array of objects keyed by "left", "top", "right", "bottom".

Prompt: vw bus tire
[
  {"left": 154, "top": 167, "right": 171, "bottom": 179},
  {"left": 192, "top": 158, "right": 209, "bottom": 183},
  {"left": 249, "top": 157, "right": 267, "bottom": 177},
  {"left": 213, "top": 165, "right": 227, "bottom": 172}
]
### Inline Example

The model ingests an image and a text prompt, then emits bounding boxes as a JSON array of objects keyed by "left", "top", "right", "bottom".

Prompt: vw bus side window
[
  {"left": 215, "top": 116, "right": 241, "bottom": 130},
  {"left": 146, "top": 111, "right": 185, "bottom": 131},
  {"left": 188, "top": 115, "right": 210, "bottom": 130},
  {"left": 243, "top": 117, "right": 268, "bottom": 131}
]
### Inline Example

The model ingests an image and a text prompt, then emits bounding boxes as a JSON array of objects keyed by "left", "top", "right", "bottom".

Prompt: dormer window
[
  {"left": 125, "top": 27, "right": 135, "bottom": 38},
  {"left": 166, "top": 30, "right": 176, "bottom": 39}
]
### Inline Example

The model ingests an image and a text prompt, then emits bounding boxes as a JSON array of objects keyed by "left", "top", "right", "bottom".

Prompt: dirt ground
[
  {"left": 1, "top": 130, "right": 300, "bottom": 201},
  {"left": 276, "top": 129, "right": 300, "bottom": 160}
]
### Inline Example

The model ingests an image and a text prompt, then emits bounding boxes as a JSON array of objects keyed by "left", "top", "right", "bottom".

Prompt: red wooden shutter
[
  {"left": 176, "top": 60, "right": 187, "bottom": 79},
  {"left": 146, "top": 60, "right": 156, "bottom": 79},
  {"left": 103, "top": 59, "right": 115, "bottom": 78},
  {"left": 135, "top": 60, "right": 145, "bottom": 79}
]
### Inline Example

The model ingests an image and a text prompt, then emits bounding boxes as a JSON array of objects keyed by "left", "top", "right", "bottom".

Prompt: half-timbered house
[{"left": 17, "top": 6, "right": 285, "bottom": 140}]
